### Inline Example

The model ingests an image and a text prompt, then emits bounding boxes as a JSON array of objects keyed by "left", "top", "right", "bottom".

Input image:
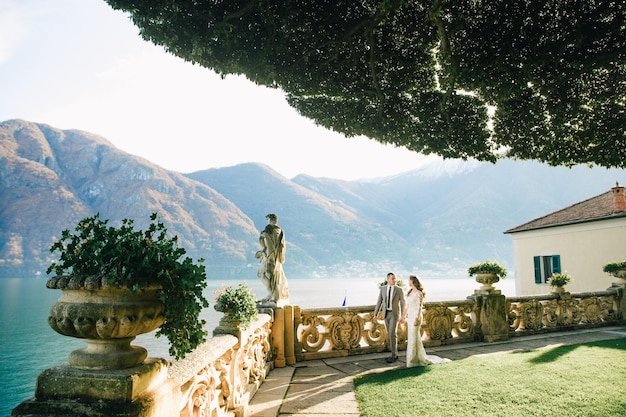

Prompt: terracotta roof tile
[{"left": 506, "top": 187, "right": 626, "bottom": 234}]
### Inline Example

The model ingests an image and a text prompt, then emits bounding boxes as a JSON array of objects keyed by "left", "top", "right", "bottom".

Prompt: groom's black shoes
[{"left": 385, "top": 355, "right": 398, "bottom": 363}]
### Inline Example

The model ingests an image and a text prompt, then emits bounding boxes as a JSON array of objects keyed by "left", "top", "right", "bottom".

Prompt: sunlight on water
[{"left": 1, "top": 276, "right": 515, "bottom": 415}]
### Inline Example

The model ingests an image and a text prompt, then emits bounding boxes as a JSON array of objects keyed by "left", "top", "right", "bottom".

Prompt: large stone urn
[
  {"left": 47, "top": 275, "right": 165, "bottom": 370},
  {"left": 611, "top": 269, "right": 626, "bottom": 286},
  {"left": 474, "top": 273, "right": 501, "bottom": 294},
  {"left": 550, "top": 285, "right": 566, "bottom": 294}
]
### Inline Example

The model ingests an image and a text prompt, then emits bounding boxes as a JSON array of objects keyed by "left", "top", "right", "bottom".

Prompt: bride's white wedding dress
[{"left": 406, "top": 290, "right": 450, "bottom": 367}]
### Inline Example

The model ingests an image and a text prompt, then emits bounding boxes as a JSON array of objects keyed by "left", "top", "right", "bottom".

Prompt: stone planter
[
  {"left": 474, "top": 273, "right": 501, "bottom": 294},
  {"left": 610, "top": 269, "right": 626, "bottom": 287},
  {"left": 218, "top": 312, "right": 242, "bottom": 327},
  {"left": 550, "top": 286, "right": 566, "bottom": 294},
  {"left": 47, "top": 275, "right": 165, "bottom": 370},
  {"left": 213, "top": 312, "right": 246, "bottom": 337},
  {"left": 612, "top": 269, "right": 626, "bottom": 279}
]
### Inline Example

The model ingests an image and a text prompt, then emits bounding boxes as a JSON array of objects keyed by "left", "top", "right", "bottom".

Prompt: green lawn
[{"left": 354, "top": 338, "right": 626, "bottom": 417}]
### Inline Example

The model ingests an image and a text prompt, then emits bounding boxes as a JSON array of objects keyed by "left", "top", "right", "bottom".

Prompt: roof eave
[{"left": 504, "top": 212, "right": 626, "bottom": 234}]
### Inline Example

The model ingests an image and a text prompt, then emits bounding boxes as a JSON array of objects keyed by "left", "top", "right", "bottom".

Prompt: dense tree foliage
[{"left": 105, "top": 0, "right": 625, "bottom": 168}]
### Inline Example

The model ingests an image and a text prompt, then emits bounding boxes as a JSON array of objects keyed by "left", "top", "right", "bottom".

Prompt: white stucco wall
[{"left": 509, "top": 217, "right": 626, "bottom": 296}]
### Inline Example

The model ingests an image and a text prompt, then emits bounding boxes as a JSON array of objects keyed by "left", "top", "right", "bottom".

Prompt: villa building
[{"left": 505, "top": 182, "right": 626, "bottom": 296}]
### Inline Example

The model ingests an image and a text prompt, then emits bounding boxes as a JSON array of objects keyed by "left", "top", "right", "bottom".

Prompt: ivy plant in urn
[
  {"left": 46, "top": 212, "right": 209, "bottom": 369},
  {"left": 467, "top": 260, "right": 507, "bottom": 293}
]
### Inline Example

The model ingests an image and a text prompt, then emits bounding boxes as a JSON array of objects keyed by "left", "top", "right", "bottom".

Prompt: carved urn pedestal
[
  {"left": 473, "top": 273, "right": 502, "bottom": 295},
  {"left": 46, "top": 275, "right": 166, "bottom": 370},
  {"left": 550, "top": 286, "right": 566, "bottom": 294},
  {"left": 11, "top": 276, "right": 178, "bottom": 417},
  {"left": 213, "top": 312, "right": 247, "bottom": 338},
  {"left": 609, "top": 270, "right": 626, "bottom": 323},
  {"left": 469, "top": 274, "right": 508, "bottom": 343},
  {"left": 610, "top": 270, "right": 626, "bottom": 288}
]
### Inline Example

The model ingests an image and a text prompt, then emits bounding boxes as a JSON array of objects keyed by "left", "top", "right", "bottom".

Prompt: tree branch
[{"left": 428, "top": 0, "right": 461, "bottom": 129}]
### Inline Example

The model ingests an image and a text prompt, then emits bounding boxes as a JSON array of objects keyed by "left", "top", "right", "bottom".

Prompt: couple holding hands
[{"left": 374, "top": 272, "right": 446, "bottom": 367}]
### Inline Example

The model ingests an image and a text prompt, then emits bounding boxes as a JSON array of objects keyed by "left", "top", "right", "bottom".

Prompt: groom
[{"left": 374, "top": 272, "right": 406, "bottom": 363}]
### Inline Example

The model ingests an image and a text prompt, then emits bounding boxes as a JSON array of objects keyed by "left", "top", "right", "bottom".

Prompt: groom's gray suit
[{"left": 374, "top": 281, "right": 406, "bottom": 360}]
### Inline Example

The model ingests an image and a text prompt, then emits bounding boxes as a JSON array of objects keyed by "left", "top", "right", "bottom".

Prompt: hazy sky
[{"left": 0, "top": 0, "right": 439, "bottom": 180}]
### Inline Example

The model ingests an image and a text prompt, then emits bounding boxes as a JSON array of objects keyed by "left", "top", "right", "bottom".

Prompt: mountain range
[{"left": 1, "top": 119, "right": 624, "bottom": 280}]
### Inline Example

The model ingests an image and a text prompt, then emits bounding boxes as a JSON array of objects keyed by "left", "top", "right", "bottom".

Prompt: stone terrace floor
[{"left": 245, "top": 325, "right": 626, "bottom": 417}]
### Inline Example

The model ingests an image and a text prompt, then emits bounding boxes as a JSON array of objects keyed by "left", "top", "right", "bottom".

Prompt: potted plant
[
  {"left": 214, "top": 282, "right": 259, "bottom": 329},
  {"left": 548, "top": 272, "right": 571, "bottom": 292},
  {"left": 468, "top": 260, "right": 507, "bottom": 293},
  {"left": 46, "top": 212, "right": 209, "bottom": 365},
  {"left": 602, "top": 261, "right": 626, "bottom": 279},
  {"left": 467, "top": 260, "right": 508, "bottom": 279}
]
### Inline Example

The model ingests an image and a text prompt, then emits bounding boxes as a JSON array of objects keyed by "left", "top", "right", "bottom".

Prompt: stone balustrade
[
  {"left": 507, "top": 290, "right": 622, "bottom": 335},
  {"left": 294, "top": 300, "right": 481, "bottom": 361},
  {"left": 293, "top": 286, "right": 625, "bottom": 360},
  {"left": 12, "top": 284, "right": 626, "bottom": 416},
  {"left": 12, "top": 314, "right": 274, "bottom": 417},
  {"left": 171, "top": 314, "right": 274, "bottom": 417}
]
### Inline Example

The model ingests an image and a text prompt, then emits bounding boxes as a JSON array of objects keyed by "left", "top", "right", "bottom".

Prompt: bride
[{"left": 402, "top": 275, "right": 449, "bottom": 367}]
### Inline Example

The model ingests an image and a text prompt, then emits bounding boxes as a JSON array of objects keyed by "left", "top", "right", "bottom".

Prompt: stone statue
[{"left": 256, "top": 213, "right": 289, "bottom": 306}]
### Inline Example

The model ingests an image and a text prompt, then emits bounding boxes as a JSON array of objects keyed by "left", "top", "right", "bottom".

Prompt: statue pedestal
[
  {"left": 35, "top": 358, "right": 167, "bottom": 401},
  {"left": 12, "top": 358, "right": 180, "bottom": 417}
]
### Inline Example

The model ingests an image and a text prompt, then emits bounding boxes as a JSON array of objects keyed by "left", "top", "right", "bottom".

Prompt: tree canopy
[{"left": 104, "top": 0, "right": 625, "bottom": 168}]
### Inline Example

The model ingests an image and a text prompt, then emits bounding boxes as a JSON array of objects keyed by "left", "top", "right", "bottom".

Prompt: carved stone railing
[
  {"left": 293, "top": 287, "right": 625, "bottom": 361},
  {"left": 171, "top": 314, "right": 273, "bottom": 417},
  {"left": 507, "top": 289, "right": 623, "bottom": 337},
  {"left": 12, "top": 314, "right": 274, "bottom": 417},
  {"left": 421, "top": 299, "right": 480, "bottom": 346},
  {"left": 12, "top": 286, "right": 626, "bottom": 416},
  {"left": 294, "top": 298, "right": 482, "bottom": 361}
]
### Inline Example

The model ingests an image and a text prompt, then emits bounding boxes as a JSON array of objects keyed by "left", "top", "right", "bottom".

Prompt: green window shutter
[
  {"left": 552, "top": 255, "right": 561, "bottom": 274},
  {"left": 534, "top": 256, "right": 541, "bottom": 283}
]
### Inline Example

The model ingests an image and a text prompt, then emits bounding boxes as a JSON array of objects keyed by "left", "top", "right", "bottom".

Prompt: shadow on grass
[
  {"left": 526, "top": 337, "right": 626, "bottom": 364},
  {"left": 354, "top": 364, "right": 432, "bottom": 388},
  {"left": 526, "top": 343, "right": 580, "bottom": 364}
]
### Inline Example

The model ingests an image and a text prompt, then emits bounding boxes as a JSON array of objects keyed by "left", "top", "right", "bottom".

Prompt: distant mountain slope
[
  {"left": 292, "top": 159, "right": 626, "bottom": 276},
  {"left": 0, "top": 119, "right": 258, "bottom": 278},
  {"left": 2, "top": 119, "right": 625, "bottom": 280},
  {"left": 186, "top": 163, "right": 410, "bottom": 277}
]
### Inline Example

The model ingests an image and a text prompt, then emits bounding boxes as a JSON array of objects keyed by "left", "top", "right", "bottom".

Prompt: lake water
[{"left": 1, "top": 276, "right": 515, "bottom": 416}]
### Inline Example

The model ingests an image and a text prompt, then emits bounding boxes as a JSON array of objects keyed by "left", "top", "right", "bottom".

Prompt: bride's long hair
[{"left": 407, "top": 274, "right": 426, "bottom": 298}]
